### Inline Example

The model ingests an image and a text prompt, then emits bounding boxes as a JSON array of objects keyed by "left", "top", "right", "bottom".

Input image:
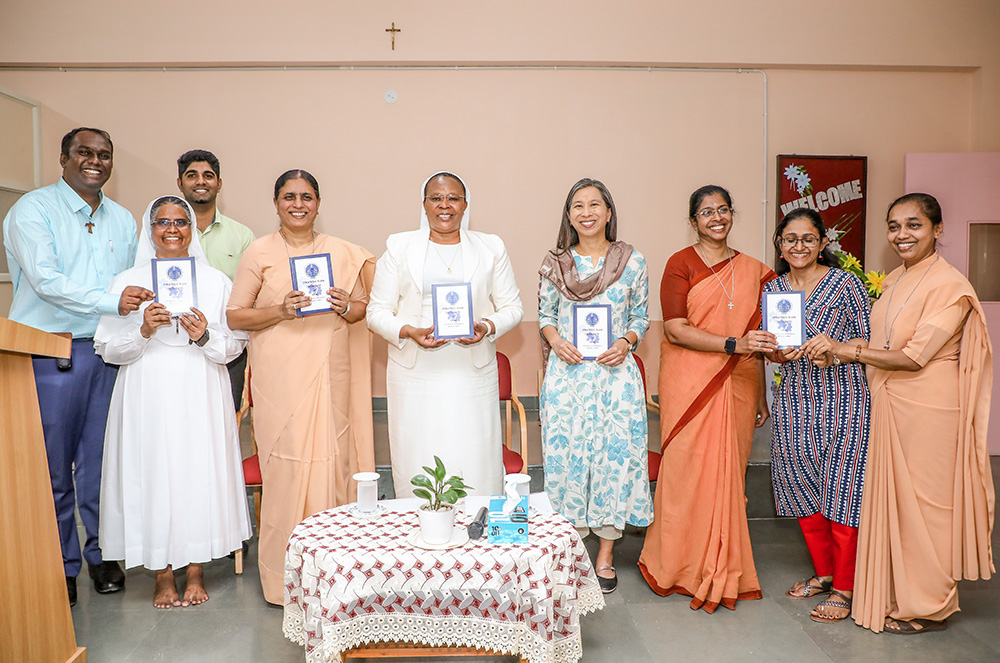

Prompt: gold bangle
[{"left": 855, "top": 344, "right": 863, "bottom": 362}]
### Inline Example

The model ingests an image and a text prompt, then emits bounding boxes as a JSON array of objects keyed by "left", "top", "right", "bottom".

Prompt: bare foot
[
  {"left": 154, "top": 568, "right": 179, "bottom": 609},
  {"left": 182, "top": 564, "right": 208, "bottom": 606}
]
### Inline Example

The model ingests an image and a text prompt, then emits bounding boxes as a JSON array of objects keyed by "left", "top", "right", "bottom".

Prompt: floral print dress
[{"left": 539, "top": 248, "right": 653, "bottom": 531}]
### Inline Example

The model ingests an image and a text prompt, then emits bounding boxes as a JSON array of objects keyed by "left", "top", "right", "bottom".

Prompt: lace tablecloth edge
[{"left": 282, "top": 609, "right": 586, "bottom": 663}]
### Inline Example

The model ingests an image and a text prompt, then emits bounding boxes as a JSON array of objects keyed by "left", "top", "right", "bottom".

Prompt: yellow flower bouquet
[{"left": 834, "top": 250, "right": 886, "bottom": 300}]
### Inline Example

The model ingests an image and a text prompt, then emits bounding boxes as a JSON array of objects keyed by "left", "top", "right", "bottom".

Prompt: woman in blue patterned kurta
[
  {"left": 764, "top": 208, "right": 870, "bottom": 623},
  {"left": 538, "top": 178, "right": 652, "bottom": 594}
]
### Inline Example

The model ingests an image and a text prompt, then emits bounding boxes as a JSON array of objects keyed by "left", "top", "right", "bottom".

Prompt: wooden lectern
[{"left": 0, "top": 317, "right": 86, "bottom": 663}]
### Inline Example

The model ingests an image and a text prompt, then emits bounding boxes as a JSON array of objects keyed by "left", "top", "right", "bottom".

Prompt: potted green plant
[{"left": 411, "top": 456, "right": 471, "bottom": 544}]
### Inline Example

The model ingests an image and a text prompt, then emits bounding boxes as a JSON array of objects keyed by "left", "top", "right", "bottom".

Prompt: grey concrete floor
[{"left": 69, "top": 409, "right": 1000, "bottom": 662}]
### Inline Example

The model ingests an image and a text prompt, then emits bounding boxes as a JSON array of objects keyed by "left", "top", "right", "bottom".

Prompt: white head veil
[
  {"left": 419, "top": 172, "right": 470, "bottom": 230},
  {"left": 131, "top": 195, "right": 212, "bottom": 346},
  {"left": 134, "top": 195, "right": 209, "bottom": 267}
]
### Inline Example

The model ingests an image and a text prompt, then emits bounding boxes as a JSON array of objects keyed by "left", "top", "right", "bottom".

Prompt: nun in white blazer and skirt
[{"left": 367, "top": 172, "right": 523, "bottom": 496}]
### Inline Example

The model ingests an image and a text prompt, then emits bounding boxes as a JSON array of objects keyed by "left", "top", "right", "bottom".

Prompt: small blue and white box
[{"left": 487, "top": 496, "right": 529, "bottom": 544}]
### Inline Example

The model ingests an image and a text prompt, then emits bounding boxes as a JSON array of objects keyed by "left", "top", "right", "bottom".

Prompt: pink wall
[
  {"left": 904, "top": 152, "right": 1000, "bottom": 454},
  {"left": 2, "top": 1, "right": 999, "bottom": 397}
]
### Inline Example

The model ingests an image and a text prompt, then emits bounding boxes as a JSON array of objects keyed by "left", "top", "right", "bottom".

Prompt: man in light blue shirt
[
  {"left": 3, "top": 127, "right": 153, "bottom": 607},
  {"left": 176, "top": 149, "right": 255, "bottom": 411}
]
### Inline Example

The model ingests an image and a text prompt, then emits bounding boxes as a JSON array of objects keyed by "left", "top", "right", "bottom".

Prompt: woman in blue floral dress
[
  {"left": 764, "top": 208, "right": 870, "bottom": 623},
  {"left": 538, "top": 178, "right": 652, "bottom": 594}
]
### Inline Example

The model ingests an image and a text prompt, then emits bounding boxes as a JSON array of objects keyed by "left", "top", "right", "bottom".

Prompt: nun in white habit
[
  {"left": 95, "top": 194, "right": 251, "bottom": 608},
  {"left": 367, "top": 172, "right": 523, "bottom": 497}
]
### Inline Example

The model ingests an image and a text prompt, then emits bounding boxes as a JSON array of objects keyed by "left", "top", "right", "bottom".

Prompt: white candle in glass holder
[
  {"left": 353, "top": 472, "right": 380, "bottom": 513},
  {"left": 504, "top": 473, "right": 531, "bottom": 497}
]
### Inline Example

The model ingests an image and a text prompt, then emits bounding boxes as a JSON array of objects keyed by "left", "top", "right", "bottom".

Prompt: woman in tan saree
[
  {"left": 227, "top": 170, "right": 376, "bottom": 604},
  {"left": 639, "top": 185, "right": 776, "bottom": 612},
  {"left": 805, "top": 193, "right": 994, "bottom": 634}
]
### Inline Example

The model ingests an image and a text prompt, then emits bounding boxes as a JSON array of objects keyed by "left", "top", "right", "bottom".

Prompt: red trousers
[{"left": 798, "top": 513, "right": 858, "bottom": 591}]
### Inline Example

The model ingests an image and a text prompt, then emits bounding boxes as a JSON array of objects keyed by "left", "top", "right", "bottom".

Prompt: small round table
[{"left": 283, "top": 501, "right": 605, "bottom": 663}]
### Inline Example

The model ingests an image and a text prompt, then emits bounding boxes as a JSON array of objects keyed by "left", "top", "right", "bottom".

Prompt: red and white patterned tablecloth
[{"left": 282, "top": 505, "right": 605, "bottom": 663}]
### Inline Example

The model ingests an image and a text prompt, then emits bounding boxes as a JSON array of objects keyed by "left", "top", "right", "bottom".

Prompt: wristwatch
[
  {"left": 190, "top": 330, "right": 210, "bottom": 347},
  {"left": 725, "top": 337, "right": 737, "bottom": 355}
]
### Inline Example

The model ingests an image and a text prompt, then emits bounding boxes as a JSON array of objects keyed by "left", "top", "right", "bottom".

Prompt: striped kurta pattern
[{"left": 766, "top": 268, "right": 871, "bottom": 527}]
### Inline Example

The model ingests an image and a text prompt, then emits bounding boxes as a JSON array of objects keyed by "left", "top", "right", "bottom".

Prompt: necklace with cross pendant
[{"left": 85, "top": 220, "right": 95, "bottom": 234}]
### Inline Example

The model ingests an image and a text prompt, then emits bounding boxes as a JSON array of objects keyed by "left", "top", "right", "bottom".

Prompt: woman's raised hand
[
  {"left": 400, "top": 324, "right": 449, "bottom": 349},
  {"left": 549, "top": 335, "right": 584, "bottom": 365},
  {"left": 801, "top": 334, "right": 846, "bottom": 368},
  {"left": 738, "top": 330, "right": 778, "bottom": 354},
  {"left": 801, "top": 333, "right": 840, "bottom": 360},
  {"left": 140, "top": 302, "right": 171, "bottom": 339},
  {"left": 280, "top": 290, "right": 309, "bottom": 319},
  {"left": 596, "top": 337, "right": 630, "bottom": 366},
  {"left": 179, "top": 307, "right": 209, "bottom": 342},
  {"left": 326, "top": 286, "right": 351, "bottom": 315},
  {"left": 456, "top": 321, "right": 491, "bottom": 346},
  {"left": 772, "top": 345, "right": 806, "bottom": 363}
]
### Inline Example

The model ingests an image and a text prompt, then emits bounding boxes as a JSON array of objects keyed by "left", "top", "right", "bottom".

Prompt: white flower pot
[{"left": 418, "top": 504, "right": 456, "bottom": 544}]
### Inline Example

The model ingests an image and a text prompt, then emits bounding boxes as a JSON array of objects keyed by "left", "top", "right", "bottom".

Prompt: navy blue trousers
[{"left": 33, "top": 339, "right": 117, "bottom": 577}]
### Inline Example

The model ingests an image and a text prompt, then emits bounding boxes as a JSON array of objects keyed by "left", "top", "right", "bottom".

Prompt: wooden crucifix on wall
[{"left": 385, "top": 22, "right": 401, "bottom": 50}]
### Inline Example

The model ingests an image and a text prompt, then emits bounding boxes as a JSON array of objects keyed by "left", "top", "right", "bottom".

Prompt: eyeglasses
[
  {"left": 695, "top": 206, "right": 732, "bottom": 218},
  {"left": 779, "top": 235, "right": 820, "bottom": 248},
  {"left": 151, "top": 219, "right": 191, "bottom": 229},
  {"left": 424, "top": 195, "right": 466, "bottom": 204}
]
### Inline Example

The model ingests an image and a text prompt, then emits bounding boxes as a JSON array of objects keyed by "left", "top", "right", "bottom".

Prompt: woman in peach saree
[
  {"left": 227, "top": 170, "right": 376, "bottom": 604},
  {"left": 639, "top": 185, "right": 776, "bottom": 612},
  {"left": 808, "top": 193, "right": 994, "bottom": 634}
]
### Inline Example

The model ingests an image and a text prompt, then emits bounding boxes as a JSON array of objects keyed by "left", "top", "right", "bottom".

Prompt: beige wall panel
[
  {"left": 0, "top": 1, "right": 997, "bottom": 70},
  {"left": 0, "top": 68, "right": 768, "bottom": 317},
  {"left": 0, "top": 92, "right": 34, "bottom": 188},
  {"left": 765, "top": 69, "right": 973, "bottom": 273},
  {"left": 1, "top": 1, "right": 998, "bottom": 152},
  {"left": 0, "top": 65, "right": 975, "bottom": 394},
  {"left": 0, "top": 0, "right": 994, "bottom": 394}
]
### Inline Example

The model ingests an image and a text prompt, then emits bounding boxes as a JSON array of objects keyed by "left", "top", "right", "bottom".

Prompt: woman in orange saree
[
  {"left": 639, "top": 185, "right": 776, "bottom": 612},
  {"left": 807, "top": 193, "right": 994, "bottom": 634},
  {"left": 227, "top": 170, "right": 376, "bottom": 605}
]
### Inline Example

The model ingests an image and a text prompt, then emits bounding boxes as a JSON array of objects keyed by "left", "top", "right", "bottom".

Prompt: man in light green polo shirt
[{"left": 177, "top": 149, "right": 255, "bottom": 411}]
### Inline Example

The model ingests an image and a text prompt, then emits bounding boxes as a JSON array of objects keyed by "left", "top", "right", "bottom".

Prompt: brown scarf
[
  {"left": 538, "top": 241, "right": 633, "bottom": 368},
  {"left": 539, "top": 241, "right": 633, "bottom": 300}
]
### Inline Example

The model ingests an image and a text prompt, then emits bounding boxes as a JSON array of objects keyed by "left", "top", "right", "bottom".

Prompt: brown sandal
[
  {"left": 786, "top": 575, "right": 833, "bottom": 599},
  {"left": 810, "top": 590, "right": 851, "bottom": 623},
  {"left": 884, "top": 617, "right": 948, "bottom": 635}
]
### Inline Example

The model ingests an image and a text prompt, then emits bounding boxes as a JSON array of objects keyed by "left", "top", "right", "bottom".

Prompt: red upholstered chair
[
  {"left": 497, "top": 352, "right": 529, "bottom": 474},
  {"left": 235, "top": 369, "right": 262, "bottom": 575},
  {"left": 631, "top": 353, "right": 662, "bottom": 483}
]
